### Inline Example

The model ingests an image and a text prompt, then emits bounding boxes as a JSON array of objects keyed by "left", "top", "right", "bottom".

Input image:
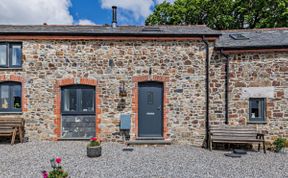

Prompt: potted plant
[
  {"left": 42, "top": 157, "right": 68, "bottom": 178},
  {"left": 87, "top": 137, "right": 102, "bottom": 157},
  {"left": 273, "top": 137, "right": 287, "bottom": 153}
]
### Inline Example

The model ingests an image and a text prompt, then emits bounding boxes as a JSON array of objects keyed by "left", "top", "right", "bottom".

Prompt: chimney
[{"left": 112, "top": 6, "right": 117, "bottom": 28}]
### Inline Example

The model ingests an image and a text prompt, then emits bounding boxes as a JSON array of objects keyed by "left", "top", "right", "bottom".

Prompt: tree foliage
[{"left": 145, "top": 0, "right": 288, "bottom": 29}]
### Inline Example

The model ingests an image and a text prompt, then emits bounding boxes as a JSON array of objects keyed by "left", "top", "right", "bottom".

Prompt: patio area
[{"left": 0, "top": 141, "right": 287, "bottom": 178}]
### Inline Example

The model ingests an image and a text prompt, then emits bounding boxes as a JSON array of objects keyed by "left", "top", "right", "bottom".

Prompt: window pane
[
  {"left": 147, "top": 91, "right": 154, "bottom": 105},
  {"left": 63, "top": 89, "right": 77, "bottom": 112},
  {"left": 80, "top": 89, "right": 94, "bottom": 112},
  {"left": 12, "top": 85, "right": 21, "bottom": 109},
  {"left": 0, "top": 85, "right": 9, "bottom": 109},
  {"left": 0, "top": 45, "right": 7, "bottom": 66},
  {"left": 251, "top": 100, "right": 260, "bottom": 118},
  {"left": 250, "top": 99, "right": 265, "bottom": 121},
  {"left": 11, "top": 45, "right": 22, "bottom": 66}
]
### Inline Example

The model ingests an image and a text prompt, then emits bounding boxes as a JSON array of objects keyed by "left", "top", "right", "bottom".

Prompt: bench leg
[
  {"left": 263, "top": 142, "right": 266, "bottom": 154},
  {"left": 11, "top": 129, "right": 16, "bottom": 145},
  {"left": 258, "top": 143, "right": 261, "bottom": 152},
  {"left": 209, "top": 141, "right": 212, "bottom": 151},
  {"left": 19, "top": 128, "right": 23, "bottom": 143}
]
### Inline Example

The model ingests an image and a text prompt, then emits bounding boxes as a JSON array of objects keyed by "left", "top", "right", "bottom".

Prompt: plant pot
[
  {"left": 87, "top": 146, "right": 102, "bottom": 158},
  {"left": 277, "top": 147, "right": 288, "bottom": 154}
]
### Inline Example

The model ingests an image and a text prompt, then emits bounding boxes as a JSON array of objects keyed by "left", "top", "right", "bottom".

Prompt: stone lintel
[{"left": 240, "top": 87, "right": 275, "bottom": 99}]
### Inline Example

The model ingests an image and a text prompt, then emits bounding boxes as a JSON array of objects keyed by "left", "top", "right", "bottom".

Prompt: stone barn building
[{"left": 0, "top": 24, "right": 287, "bottom": 146}]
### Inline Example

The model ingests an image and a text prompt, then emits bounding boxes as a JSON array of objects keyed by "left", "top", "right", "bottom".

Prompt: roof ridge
[{"left": 0, "top": 24, "right": 209, "bottom": 28}]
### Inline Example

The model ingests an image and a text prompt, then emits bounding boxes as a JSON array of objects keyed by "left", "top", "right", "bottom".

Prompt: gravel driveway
[{"left": 0, "top": 141, "right": 287, "bottom": 178}]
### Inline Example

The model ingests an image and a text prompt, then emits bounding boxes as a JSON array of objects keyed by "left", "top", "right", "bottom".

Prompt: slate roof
[
  {"left": 216, "top": 28, "right": 288, "bottom": 49},
  {"left": 0, "top": 25, "right": 287, "bottom": 49},
  {"left": 0, "top": 25, "right": 221, "bottom": 37}
]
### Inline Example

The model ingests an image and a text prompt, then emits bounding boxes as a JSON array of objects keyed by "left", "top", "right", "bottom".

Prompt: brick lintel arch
[
  {"left": 0, "top": 75, "right": 28, "bottom": 112},
  {"left": 132, "top": 75, "right": 169, "bottom": 140},
  {"left": 54, "top": 78, "right": 101, "bottom": 140}
]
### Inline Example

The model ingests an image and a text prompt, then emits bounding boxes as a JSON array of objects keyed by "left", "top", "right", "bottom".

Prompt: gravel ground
[{"left": 0, "top": 141, "right": 287, "bottom": 178}]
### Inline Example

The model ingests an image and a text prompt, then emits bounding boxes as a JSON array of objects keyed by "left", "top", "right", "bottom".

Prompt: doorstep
[
  {"left": 136, "top": 137, "right": 164, "bottom": 140},
  {"left": 126, "top": 139, "right": 172, "bottom": 145}
]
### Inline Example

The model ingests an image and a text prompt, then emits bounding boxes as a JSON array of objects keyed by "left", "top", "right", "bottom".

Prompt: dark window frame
[
  {"left": 0, "top": 43, "right": 22, "bottom": 68},
  {"left": 0, "top": 82, "right": 22, "bottom": 112},
  {"left": 61, "top": 85, "right": 95, "bottom": 115},
  {"left": 249, "top": 98, "right": 266, "bottom": 122}
]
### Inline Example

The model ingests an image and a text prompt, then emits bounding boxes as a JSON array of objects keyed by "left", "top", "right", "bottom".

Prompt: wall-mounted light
[
  {"left": 149, "top": 67, "right": 152, "bottom": 75},
  {"left": 119, "top": 81, "right": 127, "bottom": 97}
]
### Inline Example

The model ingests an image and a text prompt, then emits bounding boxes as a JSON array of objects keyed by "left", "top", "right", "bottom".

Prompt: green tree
[{"left": 145, "top": 0, "right": 288, "bottom": 29}]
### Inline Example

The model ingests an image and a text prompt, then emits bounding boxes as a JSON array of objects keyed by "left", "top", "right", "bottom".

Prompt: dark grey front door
[{"left": 138, "top": 82, "right": 163, "bottom": 137}]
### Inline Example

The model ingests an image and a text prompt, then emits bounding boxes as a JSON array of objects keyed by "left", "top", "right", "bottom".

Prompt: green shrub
[{"left": 273, "top": 137, "right": 287, "bottom": 152}]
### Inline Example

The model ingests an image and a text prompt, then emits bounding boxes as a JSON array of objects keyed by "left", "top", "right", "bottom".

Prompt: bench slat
[
  {"left": 0, "top": 122, "right": 23, "bottom": 124},
  {"left": 212, "top": 140, "right": 264, "bottom": 144},
  {"left": 0, "top": 126, "right": 15, "bottom": 129},
  {"left": 212, "top": 136, "right": 260, "bottom": 140},
  {"left": 211, "top": 133, "right": 257, "bottom": 138},
  {"left": 212, "top": 136, "right": 262, "bottom": 140},
  {"left": 210, "top": 129, "right": 257, "bottom": 132},
  {"left": 0, "top": 123, "right": 23, "bottom": 126},
  {"left": 211, "top": 131, "right": 258, "bottom": 133},
  {"left": 0, "top": 129, "right": 15, "bottom": 133},
  {"left": 0, "top": 119, "right": 23, "bottom": 121},
  {"left": 0, "top": 134, "right": 13, "bottom": 136}
]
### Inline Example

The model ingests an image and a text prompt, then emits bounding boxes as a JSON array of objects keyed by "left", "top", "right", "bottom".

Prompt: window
[
  {"left": 61, "top": 85, "right": 96, "bottom": 138},
  {"left": 0, "top": 43, "right": 22, "bottom": 68},
  {"left": 229, "top": 34, "right": 249, "bottom": 40},
  {"left": 61, "top": 85, "right": 95, "bottom": 115},
  {"left": 0, "top": 82, "right": 22, "bottom": 112},
  {"left": 249, "top": 98, "right": 265, "bottom": 122},
  {"left": 142, "top": 27, "right": 161, "bottom": 32}
]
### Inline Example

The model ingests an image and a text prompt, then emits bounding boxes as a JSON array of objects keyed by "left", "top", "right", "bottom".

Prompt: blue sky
[
  {"left": 70, "top": 0, "right": 147, "bottom": 25},
  {"left": 70, "top": 0, "right": 112, "bottom": 25},
  {"left": 0, "top": 0, "right": 174, "bottom": 26}
]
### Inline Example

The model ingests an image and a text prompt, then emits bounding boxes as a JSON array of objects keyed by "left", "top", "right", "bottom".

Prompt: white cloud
[
  {"left": 0, "top": 0, "right": 173, "bottom": 25},
  {"left": 78, "top": 19, "right": 96, "bottom": 25},
  {"left": 0, "top": 0, "right": 73, "bottom": 25},
  {"left": 100, "top": 0, "right": 175, "bottom": 25},
  {"left": 101, "top": 0, "right": 154, "bottom": 20}
]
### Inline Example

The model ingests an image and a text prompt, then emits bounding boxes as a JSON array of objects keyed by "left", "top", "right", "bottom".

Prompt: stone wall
[
  {"left": 210, "top": 51, "right": 288, "bottom": 140},
  {"left": 0, "top": 40, "right": 214, "bottom": 145}
]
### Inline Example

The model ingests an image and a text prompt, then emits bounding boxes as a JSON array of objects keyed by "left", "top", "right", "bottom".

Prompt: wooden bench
[
  {"left": 0, "top": 117, "right": 25, "bottom": 144},
  {"left": 209, "top": 125, "right": 266, "bottom": 153}
]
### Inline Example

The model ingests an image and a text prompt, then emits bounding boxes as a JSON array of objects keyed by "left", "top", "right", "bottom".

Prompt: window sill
[
  {"left": 247, "top": 121, "right": 267, "bottom": 124},
  {"left": 0, "top": 112, "right": 23, "bottom": 115},
  {"left": 0, "top": 68, "right": 22, "bottom": 70}
]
